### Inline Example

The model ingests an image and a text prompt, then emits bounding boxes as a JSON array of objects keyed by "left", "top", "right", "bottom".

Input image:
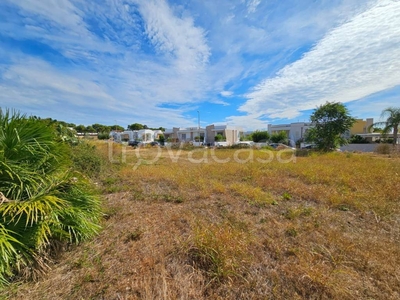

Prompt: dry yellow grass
[{"left": 1, "top": 144, "right": 399, "bottom": 299}]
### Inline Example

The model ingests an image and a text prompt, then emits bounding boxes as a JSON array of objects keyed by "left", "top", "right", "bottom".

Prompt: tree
[
  {"left": 270, "top": 131, "right": 288, "bottom": 144},
  {"left": 85, "top": 125, "right": 95, "bottom": 133},
  {"left": 111, "top": 125, "right": 124, "bottom": 131},
  {"left": 158, "top": 134, "right": 165, "bottom": 145},
  {"left": 215, "top": 134, "right": 224, "bottom": 142},
  {"left": 128, "top": 123, "right": 144, "bottom": 130},
  {"left": 370, "top": 107, "right": 400, "bottom": 146},
  {"left": 75, "top": 124, "right": 86, "bottom": 133},
  {"left": 305, "top": 102, "right": 355, "bottom": 151},
  {"left": 251, "top": 130, "right": 270, "bottom": 143}
]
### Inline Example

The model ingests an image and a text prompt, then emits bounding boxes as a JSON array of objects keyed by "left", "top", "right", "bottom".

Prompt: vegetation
[
  {"left": 97, "top": 132, "right": 111, "bottom": 140},
  {"left": 349, "top": 134, "right": 369, "bottom": 144},
  {"left": 127, "top": 123, "right": 165, "bottom": 131},
  {"left": 0, "top": 109, "right": 101, "bottom": 285},
  {"left": 370, "top": 107, "right": 400, "bottom": 146},
  {"left": 214, "top": 134, "right": 225, "bottom": 142},
  {"left": 251, "top": 130, "right": 270, "bottom": 142},
  {"left": 306, "top": 102, "right": 355, "bottom": 151},
  {"left": 158, "top": 134, "right": 165, "bottom": 145},
  {"left": 270, "top": 131, "right": 288, "bottom": 144},
  {"left": 1, "top": 143, "right": 399, "bottom": 299}
]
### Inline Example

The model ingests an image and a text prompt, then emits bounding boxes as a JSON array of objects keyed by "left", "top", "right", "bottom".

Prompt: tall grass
[{"left": 0, "top": 109, "right": 101, "bottom": 284}]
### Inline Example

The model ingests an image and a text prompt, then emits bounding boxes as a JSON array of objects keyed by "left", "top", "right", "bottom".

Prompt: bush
[
  {"left": 97, "top": 132, "right": 110, "bottom": 140},
  {"left": 215, "top": 134, "right": 225, "bottom": 142},
  {"left": 349, "top": 135, "right": 369, "bottom": 144},
  {"left": 0, "top": 109, "right": 101, "bottom": 285},
  {"left": 270, "top": 131, "right": 288, "bottom": 144},
  {"left": 251, "top": 131, "right": 270, "bottom": 143},
  {"left": 375, "top": 144, "right": 391, "bottom": 155},
  {"left": 71, "top": 142, "right": 103, "bottom": 178}
]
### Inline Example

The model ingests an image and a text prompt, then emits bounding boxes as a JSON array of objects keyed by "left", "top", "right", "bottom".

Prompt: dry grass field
[{"left": 2, "top": 143, "right": 400, "bottom": 299}]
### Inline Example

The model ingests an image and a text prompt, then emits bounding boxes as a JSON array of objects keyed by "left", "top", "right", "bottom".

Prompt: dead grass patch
[{"left": 2, "top": 146, "right": 400, "bottom": 299}]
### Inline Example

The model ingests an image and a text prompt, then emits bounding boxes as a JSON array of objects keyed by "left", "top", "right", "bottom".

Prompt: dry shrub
[
  {"left": 375, "top": 143, "right": 391, "bottom": 154},
  {"left": 183, "top": 220, "right": 253, "bottom": 284}
]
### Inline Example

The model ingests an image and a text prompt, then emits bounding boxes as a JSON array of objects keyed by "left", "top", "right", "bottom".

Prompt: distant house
[
  {"left": 110, "top": 129, "right": 161, "bottom": 143},
  {"left": 205, "top": 125, "right": 243, "bottom": 145},
  {"left": 267, "top": 118, "right": 377, "bottom": 143},
  {"left": 163, "top": 124, "right": 243, "bottom": 145},
  {"left": 164, "top": 127, "right": 205, "bottom": 143},
  {"left": 268, "top": 122, "right": 313, "bottom": 143}
]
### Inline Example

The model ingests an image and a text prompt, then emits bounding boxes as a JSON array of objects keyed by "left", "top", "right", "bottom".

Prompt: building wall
[
  {"left": 268, "top": 123, "right": 313, "bottom": 142},
  {"left": 350, "top": 118, "right": 374, "bottom": 135},
  {"left": 206, "top": 125, "right": 215, "bottom": 144}
]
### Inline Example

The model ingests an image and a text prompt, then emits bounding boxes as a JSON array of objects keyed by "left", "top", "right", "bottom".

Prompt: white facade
[
  {"left": 205, "top": 124, "right": 244, "bottom": 145},
  {"left": 110, "top": 129, "right": 160, "bottom": 143},
  {"left": 268, "top": 122, "right": 313, "bottom": 143},
  {"left": 164, "top": 127, "right": 206, "bottom": 142}
]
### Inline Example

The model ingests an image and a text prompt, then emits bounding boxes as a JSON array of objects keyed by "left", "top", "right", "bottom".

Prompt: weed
[
  {"left": 282, "top": 192, "right": 292, "bottom": 200},
  {"left": 285, "top": 227, "right": 298, "bottom": 237},
  {"left": 185, "top": 221, "right": 252, "bottom": 283},
  {"left": 125, "top": 228, "right": 143, "bottom": 243}
]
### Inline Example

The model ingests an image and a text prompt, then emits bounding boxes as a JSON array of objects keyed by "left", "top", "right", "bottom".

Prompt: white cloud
[
  {"left": 220, "top": 91, "right": 233, "bottom": 97},
  {"left": 225, "top": 114, "right": 268, "bottom": 131},
  {"left": 239, "top": 0, "right": 400, "bottom": 120},
  {"left": 135, "top": 0, "right": 210, "bottom": 71},
  {"left": 246, "top": 0, "right": 261, "bottom": 14}
]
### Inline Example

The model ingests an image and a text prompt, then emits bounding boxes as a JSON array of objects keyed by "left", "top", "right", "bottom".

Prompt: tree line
[{"left": 32, "top": 117, "right": 165, "bottom": 133}]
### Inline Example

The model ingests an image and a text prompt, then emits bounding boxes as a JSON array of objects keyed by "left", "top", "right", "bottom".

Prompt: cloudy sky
[{"left": 1, "top": 0, "right": 399, "bottom": 130}]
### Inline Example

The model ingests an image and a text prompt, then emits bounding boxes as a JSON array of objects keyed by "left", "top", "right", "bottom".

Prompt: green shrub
[
  {"left": 71, "top": 142, "right": 103, "bottom": 178},
  {"left": 97, "top": 132, "right": 110, "bottom": 140},
  {"left": 349, "top": 135, "right": 369, "bottom": 144},
  {"left": 0, "top": 109, "right": 101, "bottom": 284}
]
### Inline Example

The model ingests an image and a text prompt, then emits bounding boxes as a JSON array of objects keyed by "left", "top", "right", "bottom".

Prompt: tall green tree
[
  {"left": 305, "top": 102, "right": 355, "bottom": 151},
  {"left": 370, "top": 107, "right": 400, "bottom": 146}
]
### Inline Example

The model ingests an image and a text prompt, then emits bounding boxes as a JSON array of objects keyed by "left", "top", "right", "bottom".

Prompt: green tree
[
  {"left": 251, "top": 131, "right": 270, "bottom": 143},
  {"left": 158, "top": 134, "right": 165, "bottom": 145},
  {"left": 215, "top": 134, "right": 224, "bottom": 142},
  {"left": 128, "top": 123, "right": 144, "bottom": 130},
  {"left": 370, "top": 107, "right": 400, "bottom": 146},
  {"left": 112, "top": 125, "right": 124, "bottom": 131},
  {"left": 305, "top": 102, "right": 355, "bottom": 151},
  {"left": 85, "top": 125, "right": 95, "bottom": 133},
  {"left": 92, "top": 123, "right": 108, "bottom": 133},
  {"left": 75, "top": 124, "right": 86, "bottom": 133},
  {"left": 270, "top": 131, "right": 288, "bottom": 144}
]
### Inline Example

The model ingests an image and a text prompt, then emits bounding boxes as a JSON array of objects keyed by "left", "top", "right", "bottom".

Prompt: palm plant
[
  {"left": 0, "top": 109, "right": 101, "bottom": 284},
  {"left": 370, "top": 107, "right": 400, "bottom": 145}
]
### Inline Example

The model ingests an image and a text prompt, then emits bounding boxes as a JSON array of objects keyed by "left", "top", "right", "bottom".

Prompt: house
[
  {"left": 268, "top": 122, "right": 313, "bottom": 143},
  {"left": 205, "top": 125, "right": 244, "bottom": 145},
  {"left": 163, "top": 124, "right": 244, "bottom": 145},
  {"left": 164, "top": 127, "right": 205, "bottom": 142},
  {"left": 267, "top": 118, "right": 376, "bottom": 143},
  {"left": 110, "top": 129, "right": 160, "bottom": 143}
]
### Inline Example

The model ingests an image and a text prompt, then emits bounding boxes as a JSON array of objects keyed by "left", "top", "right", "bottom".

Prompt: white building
[
  {"left": 164, "top": 124, "right": 244, "bottom": 145},
  {"left": 268, "top": 122, "right": 313, "bottom": 143},
  {"left": 205, "top": 125, "right": 243, "bottom": 145},
  {"left": 110, "top": 129, "right": 163, "bottom": 143},
  {"left": 164, "top": 127, "right": 206, "bottom": 142}
]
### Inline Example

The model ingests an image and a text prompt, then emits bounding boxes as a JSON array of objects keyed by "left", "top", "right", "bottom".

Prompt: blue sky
[{"left": 1, "top": 0, "right": 399, "bottom": 130}]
